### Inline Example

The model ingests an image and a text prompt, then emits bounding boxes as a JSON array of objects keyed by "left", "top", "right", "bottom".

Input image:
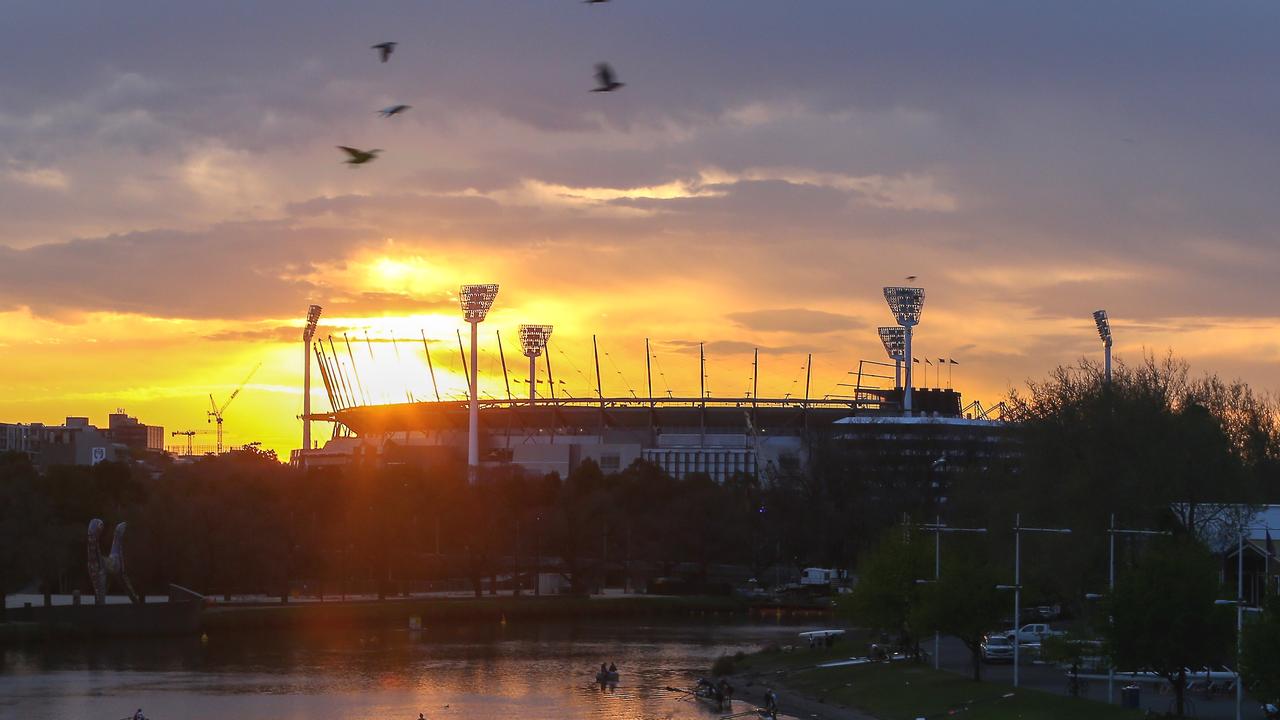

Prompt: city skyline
[{"left": 2, "top": 1, "right": 1278, "bottom": 457}]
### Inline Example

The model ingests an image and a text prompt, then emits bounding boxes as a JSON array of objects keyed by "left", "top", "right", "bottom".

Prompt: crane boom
[{"left": 219, "top": 362, "right": 262, "bottom": 415}]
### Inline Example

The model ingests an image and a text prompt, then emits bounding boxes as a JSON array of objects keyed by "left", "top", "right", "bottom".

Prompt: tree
[
  {"left": 846, "top": 525, "right": 931, "bottom": 654},
  {"left": 1241, "top": 594, "right": 1280, "bottom": 706},
  {"left": 1106, "top": 534, "right": 1232, "bottom": 717},
  {"left": 911, "top": 556, "right": 1005, "bottom": 681}
]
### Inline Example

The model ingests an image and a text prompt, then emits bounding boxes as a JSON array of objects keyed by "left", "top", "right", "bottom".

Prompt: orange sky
[{"left": 2, "top": 2, "right": 1279, "bottom": 458}]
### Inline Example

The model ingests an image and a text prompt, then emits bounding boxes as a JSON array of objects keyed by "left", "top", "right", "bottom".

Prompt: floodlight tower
[
  {"left": 1093, "top": 309, "right": 1112, "bottom": 384},
  {"left": 883, "top": 286, "right": 925, "bottom": 413},
  {"left": 302, "top": 305, "right": 323, "bottom": 458},
  {"left": 460, "top": 284, "right": 499, "bottom": 483},
  {"left": 519, "top": 324, "right": 554, "bottom": 406},
  {"left": 877, "top": 326, "right": 906, "bottom": 389}
]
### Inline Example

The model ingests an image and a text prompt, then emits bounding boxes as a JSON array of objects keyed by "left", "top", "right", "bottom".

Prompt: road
[{"left": 932, "top": 636, "right": 1262, "bottom": 719}]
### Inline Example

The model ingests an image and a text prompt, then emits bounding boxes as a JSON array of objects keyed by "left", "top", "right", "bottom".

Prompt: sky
[{"left": 1, "top": 1, "right": 1278, "bottom": 458}]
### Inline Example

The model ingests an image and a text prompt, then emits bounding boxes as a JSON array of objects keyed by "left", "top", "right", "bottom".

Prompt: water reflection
[{"left": 1, "top": 618, "right": 806, "bottom": 719}]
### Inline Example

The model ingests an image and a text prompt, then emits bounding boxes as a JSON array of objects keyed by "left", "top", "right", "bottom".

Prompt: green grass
[{"left": 733, "top": 646, "right": 1144, "bottom": 720}]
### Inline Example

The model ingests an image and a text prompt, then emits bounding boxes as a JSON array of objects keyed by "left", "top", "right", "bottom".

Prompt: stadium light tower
[
  {"left": 877, "top": 326, "right": 906, "bottom": 389},
  {"left": 460, "top": 284, "right": 499, "bottom": 483},
  {"left": 519, "top": 324, "right": 554, "bottom": 407},
  {"left": 1093, "top": 309, "right": 1112, "bottom": 384},
  {"left": 302, "top": 304, "right": 323, "bottom": 459},
  {"left": 884, "top": 286, "right": 925, "bottom": 413}
]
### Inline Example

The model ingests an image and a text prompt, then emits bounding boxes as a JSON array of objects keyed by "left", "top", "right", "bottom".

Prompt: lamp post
[
  {"left": 1007, "top": 514, "right": 1072, "bottom": 688},
  {"left": 519, "top": 325, "right": 554, "bottom": 407},
  {"left": 1093, "top": 310, "right": 1113, "bottom": 384},
  {"left": 1216, "top": 525, "right": 1265, "bottom": 720},
  {"left": 919, "top": 517, "right": 988, "bottom": 669},
  {"left": 302, "top": 305, "right": 323, "bottom": 462},
  {"left": 884, "top": 287, "right": 925, "bottom": 413},
  {"left": 460, "top": 284, "right": 499, "bottom": 484},
  {"left": 878, "top": 326, "right": 906, "bottom": 389}
]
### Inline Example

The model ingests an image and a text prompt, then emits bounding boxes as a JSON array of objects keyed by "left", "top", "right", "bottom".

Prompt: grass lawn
[{"left": 732, "top": 646, "right": 1145, "bottom": 720}]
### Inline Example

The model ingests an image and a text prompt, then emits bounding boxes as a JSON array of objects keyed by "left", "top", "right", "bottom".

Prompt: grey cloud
[
  {"left": 0, "top": 221, "right": 368, "bottom": 320},
  {"left": 726, "top": 308, "right": 863, "bottom": 334}
]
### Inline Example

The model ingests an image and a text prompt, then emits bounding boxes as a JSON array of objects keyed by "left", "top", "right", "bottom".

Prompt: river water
[{"left": 1, "top": 618, "right": 809, "bottom": 720}]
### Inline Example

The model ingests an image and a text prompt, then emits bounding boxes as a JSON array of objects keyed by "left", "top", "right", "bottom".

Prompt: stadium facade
[{"left": 297, "top": 385, "right": 1010, "bottom": 482}]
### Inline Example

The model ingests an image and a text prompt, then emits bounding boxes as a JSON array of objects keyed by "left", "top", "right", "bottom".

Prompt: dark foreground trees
[
  {"left": 1242, "top": 595, "right": 1280, "bottom": 707},
  {"left": 912, "top": 556, "right": 1005, "bottom": 681},
  {"left": 846, "top": 525, "right": 931, "bottom": 654},
  {"left": 1106, "top": 534, "right": 1231, "bottom": 718}
]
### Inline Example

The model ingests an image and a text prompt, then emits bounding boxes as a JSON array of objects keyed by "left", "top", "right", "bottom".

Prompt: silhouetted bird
[
  {"left": 584, "top": 0, "right": 610, "bottom": 3},
  {"left": 592, "top": 63, "right": 624, "bottom": 92},
  {"left": 338, "top": 146, "right": 381, "bottom": 165},
  {"left": 372, "top": 42, "right": 397, "bottom": 63},
  {"left": 905, "top": 275, "right": 918, "bottom": 282},
  {"left": 377, "top": 104, "right": 412, "bottom": 117}
]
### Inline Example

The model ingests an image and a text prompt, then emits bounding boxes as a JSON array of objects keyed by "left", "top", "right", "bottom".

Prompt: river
[{"left": 1, "top": 617, "right": 809, "bottom": 720}]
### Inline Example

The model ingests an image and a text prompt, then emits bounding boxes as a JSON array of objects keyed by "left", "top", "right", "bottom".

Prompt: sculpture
[{"left": 87, "top": 518, "right": 140, "bottom": 605}]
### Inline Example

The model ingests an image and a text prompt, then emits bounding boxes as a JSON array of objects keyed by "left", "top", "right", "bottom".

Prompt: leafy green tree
[
  {"left": 1241, "top": 594, "right": 1280, "bottom": 706},
  {"left": 1106, "top": 534, "right": 1231, "bottom": 718},
  {"left": 847, "top": 525, "right": 931, "bottom": 654},
  {"left": 911, "top": 556, "right": 1005, "bottom": 681}
]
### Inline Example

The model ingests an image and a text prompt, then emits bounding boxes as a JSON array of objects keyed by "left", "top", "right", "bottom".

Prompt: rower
[
  {"left": 764, "top": 688, "right": 778, "bottom": 718},
  {"left": 608, "top": 662, "right": 617, "bottom": 673}
]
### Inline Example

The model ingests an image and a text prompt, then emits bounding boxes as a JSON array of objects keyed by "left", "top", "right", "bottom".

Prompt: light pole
[
  {"left": 878, "top": 326, "right": 906, "bottom": 389},
  {"left": 519, "top": 325, "right": 553, "bottom": 407},
  {"left": 302, "top": 305, "right": 323, "bottom": 462},
  {"left": 1217, "top": 526, "right": 1264, "bottom": 720},
  {"left": 919, "top": 517, "right": 988, "bottom": 669},
  {"left": 460, "top": 284, "right": 499, "bottom": 484},
  {"left": 1007, "top": 514, "right": 1072, "bottom": 688},
  {"left": 884, "top": 287, "right": 925, "bottom": 413},
  {"left": 1103, "top": 514, "right": 1171, "bottom": 703},
  {"left": 1093, "top": 310, "right": 1113, "bottom": 384}
]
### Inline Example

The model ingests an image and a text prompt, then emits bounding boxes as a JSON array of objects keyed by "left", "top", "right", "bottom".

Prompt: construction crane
[
  {"left": 208, "top": 362, "right": 261, "bottom": 454},
  {"left": 171, "top": 430, "right": 199, "bottom": 456}
]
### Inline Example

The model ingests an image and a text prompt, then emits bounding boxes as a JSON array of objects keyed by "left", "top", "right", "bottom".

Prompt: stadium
[{"left": 295, "top": 286, "right": 1013, "bottom": 481}]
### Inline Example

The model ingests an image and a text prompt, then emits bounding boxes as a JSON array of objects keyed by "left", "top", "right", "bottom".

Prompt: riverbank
[
  {"left": 201, "top": 593, "right": 753, "bottom": 633},
  {"left": 719, "top": 642, "right": 1147, "bottom": 720}
]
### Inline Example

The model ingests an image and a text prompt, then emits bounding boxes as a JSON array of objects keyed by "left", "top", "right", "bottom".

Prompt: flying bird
[
  {"left": 372, "top": 42, "right": 397, "bottom": 63},
  {"left": 905, "top": 275, "right": 918, "bottom": 283},
  {"left": 592, "top": 63, "right": 625, "bottom": 92},
  {"left": 584, "top": 0, "right": 610, "bottom": 3},
  {"left": 338, "top": 146, "right": 381, "bottom": 165},
  {"left": 377, "top": 104, "right": 412, "bottom": 117}
]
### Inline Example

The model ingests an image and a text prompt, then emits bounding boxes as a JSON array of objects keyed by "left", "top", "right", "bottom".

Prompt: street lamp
[
  {"left": 884, "top": 286, "right": 925, "bottom": 413},
  {"left": 919, "top": 517, "right": 988, "bottom": 669},
  {"left": 1008, "top": 514, "right": 1072, "bottom": 688},
  {"left": 302, "top": 304, "right": 323, "bottom": 460},
  {"left": 1218, "top": 526, "right": 1266, "bottom": 720},
  {"left": 460, "top": 283, "right": 499, "bottom": 484},
  {"left": 878, "top": 326, "right": 906, "bottom": 389},
  {"left": 1093, "top": 310, "right": 1112, "bottom": 384},
  {"left": 519, "top": 324, "right": 554, "bottom": 407}
]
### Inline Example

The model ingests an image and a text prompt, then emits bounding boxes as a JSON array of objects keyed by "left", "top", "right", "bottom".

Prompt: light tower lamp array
[
  {"left": 302, "top": 304, "right": 323, "bottom": 456},
  {"left": 877, "top": 326, "right": 906, "bottom": 390},
  {"left": 883, "top": 286, "right": 925, "bottom": 413},
  {"left": 519, "top": 324, "right": 554, "bottom": 406},
  {"left": 1093, "top": 309, "right": 1112, "bottom": 384},
  {"left": 460, "top": 283, "right": 499, "bottom": 484}
]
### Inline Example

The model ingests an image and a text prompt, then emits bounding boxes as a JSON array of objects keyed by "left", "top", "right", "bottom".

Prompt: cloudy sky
[{"left": 2, "top": 1, "right": 1278, "bottom": 456}]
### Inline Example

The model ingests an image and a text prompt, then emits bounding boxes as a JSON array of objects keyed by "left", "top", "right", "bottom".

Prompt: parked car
[
  {"left": 1003, "top": 623, "right": 1064, "bottom": 644},
  {"left": 981, "top": 633, "right": 1015, "bottom": 663}
]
